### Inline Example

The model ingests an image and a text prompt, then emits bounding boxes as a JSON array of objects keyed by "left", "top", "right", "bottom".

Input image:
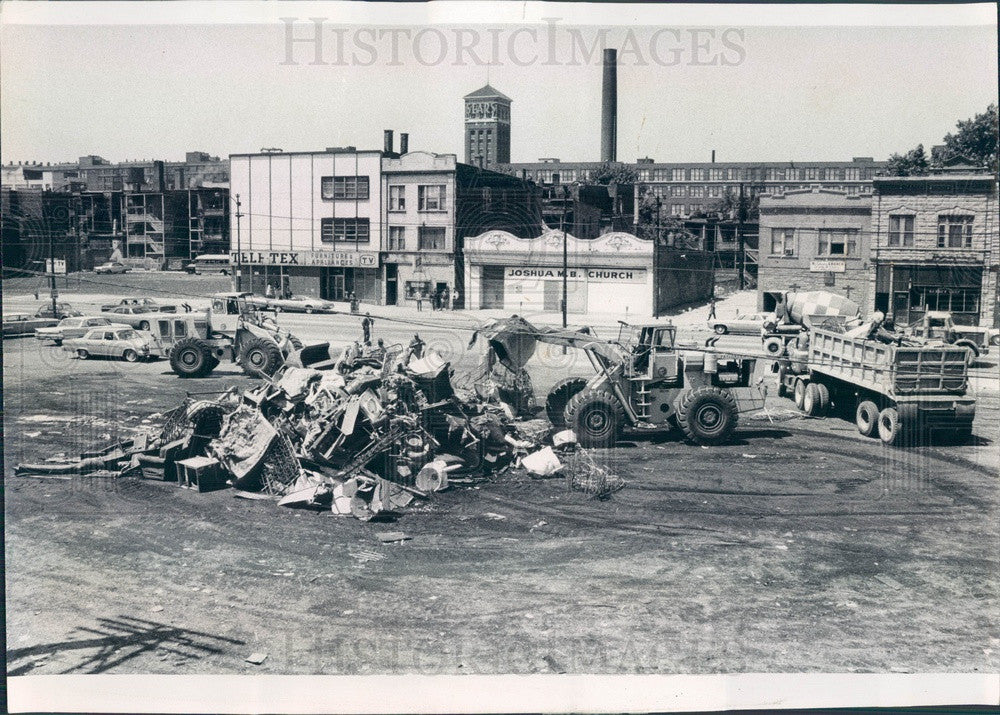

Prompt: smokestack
[
  {"left": 400, "top": 133, "right": 409, "bottom": 154},
  {"left": 383, "top": 130, "right": 394, "bottom": 154},
  {"left": 601, "top": 48, "right": 617, "bottom": 162},
  {"left": 711, "top": 150, "right": 716, "bottom": 164}
]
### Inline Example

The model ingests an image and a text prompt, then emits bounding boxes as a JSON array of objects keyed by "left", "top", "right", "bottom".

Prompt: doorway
[
  {"left": 480, "top": 266, "right": 505, "bottom": 309},
  {"left": 385, "top": 264, "right": 398, "bottom": 306}
]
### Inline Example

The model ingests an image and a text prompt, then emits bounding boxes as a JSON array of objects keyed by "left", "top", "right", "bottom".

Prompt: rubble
[{"left": 15, "top": 337, "right": 627, "bottom": 523}]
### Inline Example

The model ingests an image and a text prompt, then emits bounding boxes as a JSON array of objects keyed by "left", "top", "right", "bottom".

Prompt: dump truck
[
  {"left": 155, "top": 292, "right": 330, "bottom": 378},
  {"left": 766, "top": 291, "right": 976, "bottom": 444},
  {"left": 477, "top": 316, "right": 765, "bottom": 448}
]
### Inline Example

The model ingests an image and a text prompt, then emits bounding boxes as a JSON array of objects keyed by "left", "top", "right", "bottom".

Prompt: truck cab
[{"left": 905, "top": 310, "right": 997, "bottom": 358}]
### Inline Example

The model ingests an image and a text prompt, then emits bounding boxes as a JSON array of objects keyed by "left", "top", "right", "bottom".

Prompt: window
[
  {"left": 405, "top": 281, "right": 431, "bottom": 299},
  {"left": 158, "top": 320, "right": 170, "bottom": 337},
  {"left": 321, "top": 176, "right": 370, "bottom": 200},
  {"left": 690, "top": 186, "right": 705, "bottom": 198},
  {"left": 320, "top": 217, "right": 370, "bottom": 243},
  {"left": 938, "top": 215, "right": 973, "bottom": 248},
  {"left": 845, "top": 167, "right": 860, "bottom": 181},
  {"left": 418, "top": 185, "right": 446, "bottom": 211},
  {"left": 388, "top": 185, "right": 406, "bottom": 211},
  {"left": 690, "top": 168, "right": 704, "bottom": 181},
  {"left": 671, "top": 168, "right": 685, "bottom": 181},
  {"left": 805, "top": 168, "right": 817, "bottom": 180},
  {"left": 388, "top": 226, "right": 406, "bottom": 250},
  {"left": 818, "top": 229, "right": 858, "bottom": 256},
  {"left": 418, "top": 226, "right": 446, "bottom": 250},
  {"left": 707, "top": 185, "right": 722, "bottom": 197},
  {"left": 888, "top": 215, "right": 914, "bottom": 247},
  {"left": 771, "top": 228, "right": 796, "bottom": 256},
  {"left": 709, "top": 168, "right": 724, "bottom": 181},
  {"left": 670, "top": 204, "right": 683, "bottom": 216},
  {"left": 671, "top": 186, "right": 686, "bottom": 197},
  {"left": 174, "top": 320, "right": 188, "bottom": 337}
]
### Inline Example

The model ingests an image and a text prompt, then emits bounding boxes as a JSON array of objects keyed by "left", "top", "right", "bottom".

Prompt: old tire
[
  {"left": 877, "top": 407, "right": 904, "bottom": 446},
  {"left": 241, "top": 338, "right": 284, "bottom": 378},
  {"left": 289, "top": 335, "right": 304, "bottom": 350},
  {"left": 122, "top": 349, "right": 139, "bottom": 363},
  {"left": 545, "top": 377, "right": 589, "bottom": 431},
  {"left": 170, "top": 338, "right": 213, "bottom": 378},
  {"left": 763, "top": 337, "right": 785, "bottom": 356},
  {"left": 138, "top": 320, "right": 150, "bottom": 331},
  {"left": 793, "top": 379, "right": 807, "bottom": 410},
  {"left": 677, "top": 386, "right": 739, "bottom": 446},
  {"left": 714, "top": 324, "right": 728, "bottom": 335},
  {"left": 565, "top": 389, "right": 623, "bottom": 449},
  {"left": 776, "top": 363, "right": 788, "bottom": 397},
  {"left": 77, "top": 349, "right": 89, "bottom": 359},
  {"left": 855, "top": 400, "right": 879, "bottom": 437}
]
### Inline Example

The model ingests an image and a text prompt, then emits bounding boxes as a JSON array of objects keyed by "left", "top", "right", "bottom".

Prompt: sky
[{"left": 1, "top": 5, "right": 997, "bottom": 166}]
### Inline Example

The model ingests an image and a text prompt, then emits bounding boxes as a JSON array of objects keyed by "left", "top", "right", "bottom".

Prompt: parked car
[
  {"left": 268, "top": 295, "right": 337, "bottom": 314},
  {"left": 100, "top": 305, "right": 163, "bottom": 330},
  {"left": 708, "top": 311, "right": 776, "bottom": 335},
  {"left": 94, "top": 262, "right": 130, "bottom": 275},
  {"left": 63, "top": 327, "right": 162, "bottom": 362},
  {"left": 100, "top": 297, "right": 177, "bottom": 313},
  {"left": 35, "top": 316, "right": 124, "bottom": 345},
  {"left": 34, "top": 303, "right": 83, "bottom": 320},
  {"left": 4, "top": 313, "right": 59, "bottom": 338}
]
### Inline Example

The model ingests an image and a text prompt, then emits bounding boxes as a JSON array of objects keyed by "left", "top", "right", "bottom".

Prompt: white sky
[{"left": 1, "top": 3, "right": 996, "bottom": 165}]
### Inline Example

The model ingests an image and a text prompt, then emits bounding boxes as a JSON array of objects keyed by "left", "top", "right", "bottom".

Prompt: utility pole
[
  {"left": 561, "top": 186, "right": 569, "bottom": 338},
  {"left": 736, "top": 182, "right": 746, "bottom": 289},
  {"left": 234, "top": 193, "right": 243, "bottom": 292},
  {"left": 48, "top": 226, "right": 58, "bottom": 317}
]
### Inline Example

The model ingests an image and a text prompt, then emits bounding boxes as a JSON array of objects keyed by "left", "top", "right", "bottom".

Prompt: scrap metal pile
[{"left": 16, "top": 329, "right": 624, "bottom": 519}]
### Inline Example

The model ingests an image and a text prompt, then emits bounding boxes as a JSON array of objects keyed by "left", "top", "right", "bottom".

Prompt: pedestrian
[
  {"left": 442, "top": 286, "right": 450, "bottom": 312},
  {"left": 349, "top": 292, "right": 359, "bottom": 314},
  {"left": 361, "top": 312, "right": 373, "bottom": 343},
  {"left": 451, "top": 288, "right": 460, "bottom": 310},
  {"left": 265, "top": 284, "right": 275, "bottom": 299},
  {"left": 707, "top": 295, "right": 717, "bottom": 320},
  {"left": 416, "top": 291, "right": 424, "bottom": 312}
]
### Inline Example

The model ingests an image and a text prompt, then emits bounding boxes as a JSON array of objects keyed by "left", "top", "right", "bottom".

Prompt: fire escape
[{"left": 123, "top": 193, "right": 165, "bottom": 258}]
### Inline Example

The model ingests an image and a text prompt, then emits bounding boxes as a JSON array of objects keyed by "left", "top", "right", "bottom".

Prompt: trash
[
  {"left": 376, "top": 531, "right": 411, "bottom": 544},
  {"left": 483, "top": 512, "right": 507, "bottom": 521},
  {"left": 245, "top": 652, "right": 268, "bottom": 665},
  {"left": 552, "top": 430, "right": 577, "bottom": 449},
  {"left": 521, "top": 447, "right": 562, "bottom": 477}
]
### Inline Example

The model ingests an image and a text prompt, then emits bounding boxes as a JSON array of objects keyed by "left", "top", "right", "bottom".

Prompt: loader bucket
[{"left": 292, "top": 342, "right": 333, "bottom": 368}]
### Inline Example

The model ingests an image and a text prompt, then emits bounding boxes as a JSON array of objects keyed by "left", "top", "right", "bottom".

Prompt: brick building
[
  {"left": 871, "top": 171, "right": 999, "bottom": 327},
  {"left": 464, "top": 85, "right": 511, "bottom": 169},
  {"left": 757, "top": 188, "right": 873, "bottom": 312}
]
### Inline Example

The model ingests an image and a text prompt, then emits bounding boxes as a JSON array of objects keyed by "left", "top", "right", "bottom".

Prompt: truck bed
[{"left": 808, "top": 328, "right": 969, "bottom": 397}]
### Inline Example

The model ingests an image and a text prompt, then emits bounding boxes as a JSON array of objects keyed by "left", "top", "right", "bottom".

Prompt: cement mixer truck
[{"left": 767, "top": 291, "right": 976, "bottom": 445}]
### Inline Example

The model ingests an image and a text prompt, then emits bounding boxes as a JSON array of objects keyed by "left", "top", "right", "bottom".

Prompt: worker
[
  {"left": 406, "top": 333, "right": 425, "bottom": 363},
  {"left": 774, "top": 296, "right": 789, "bottom": 324},
  {"left": 708, "top": 295, "right": 717, "bottom": 320},
  {"left": 361, "top": 312, "right": 373, "bottom": 343},
  {"left": 451, "top": 288, "right": 460, "bottom": 310}
]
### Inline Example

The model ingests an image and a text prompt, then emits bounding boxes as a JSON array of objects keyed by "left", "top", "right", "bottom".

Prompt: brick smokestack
[
  {"left": 383, "top": 130, "right": 394, "bottom": 153},
  {"left": 601, "top": 48, "right": 617, "bottom": 162},
  {"left": 400, "top": 133, "right": 409, "bottom": 154}
]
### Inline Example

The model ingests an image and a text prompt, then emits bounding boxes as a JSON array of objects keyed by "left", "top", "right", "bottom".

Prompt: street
[{"left": 5, "top": 293, "right": 999, "bottom": 675}]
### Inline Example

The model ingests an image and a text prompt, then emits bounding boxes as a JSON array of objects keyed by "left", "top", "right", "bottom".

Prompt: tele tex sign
[{"left": 231, "top": 251, "right": 379, "bottom": 268}]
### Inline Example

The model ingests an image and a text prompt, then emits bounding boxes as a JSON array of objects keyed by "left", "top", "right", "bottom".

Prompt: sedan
[
  {"left": 100, "top": 305, "right": 161, "bottom": 330},
  {"left": 269, "top": 295, "right": 337, "bottom": 314},
  {"left": 64, "top": 327, "right": 163, "bottom": 362},
  {"left": 708, "top": 311, "right": 776, "bottom": 336},
  {"left": 36, "top": 316, "right": 124, "bottom": 345},
  {"left": 4, "top": 313, "right": 59, "bottom": 338},
  {"left": 94, "top": 262, "right": 131, "bottom": 275},
  {"left": 34, "top": 303, "right": 83, "bottom": 320},
  {"left": 100, "top": 297, "right": 177, "bottom": 313}
]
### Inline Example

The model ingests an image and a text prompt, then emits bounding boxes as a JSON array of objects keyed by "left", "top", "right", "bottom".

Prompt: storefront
[
  {"left": 875, "top": 263, "right": 985, "bottom": 326},
  {"left": 231, "top": 249, "right": 380, "bottom": 302},
  {"left": 464, "top": 229, "right": 654, "bottom": 316},
  {"left": 382, "top": 253, "right": 456, "bottom": 307}
]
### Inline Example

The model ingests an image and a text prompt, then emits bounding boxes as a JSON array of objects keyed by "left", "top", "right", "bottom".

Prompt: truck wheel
[
  {"left": 855, "top": 400, "right": 879, "bottom": 437},
  {"left": 763, "top": 337, "right": 784, "bottom": 356},
  {"left": 241, "top": 338, "right": 284, "bottom": 378},
  {"left": 546, "top": 377, "right": 589, "bottom": 431},
  {"left": 877, "top": 407, "right": 904, "bottom": 446},
  {"left": 565, "top": 388, "right": 623, "bottom": 449},
  {"left": 793, "top": 379, "right": 807, "bottom": 410},
  {"left": 815, "top": 383, "right": 830, "bottom": 412},
  {"left": 170, "top": 338, "right": 213, "bottom": 378},
  {"left": 677, "top": 386, "right": 738, "bottom": 446}
]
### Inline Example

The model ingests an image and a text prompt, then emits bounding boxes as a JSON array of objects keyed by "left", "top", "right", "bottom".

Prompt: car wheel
[
  {"left": 306, "top": 306, "right": 314, "bottom": 314},
  {"left": 714, "top": 325, "right": 728, "bottom": 335},
  {"left": 123, "top": 349, "right": 139, "bottom": 362},
  {"left": 77, "top": 349, "right": 89, "bottom": 359},
  {"left": 139, "top": 321, "right": 150, "bottom": 331}
]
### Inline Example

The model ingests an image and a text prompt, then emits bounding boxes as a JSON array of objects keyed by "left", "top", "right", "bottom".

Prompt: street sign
[{"left": 46, "top": 259, "right": 67, "bottom": 275}]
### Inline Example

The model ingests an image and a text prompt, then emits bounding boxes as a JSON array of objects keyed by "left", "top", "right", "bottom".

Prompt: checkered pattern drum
[{"left": 786, "top": 291, "right": 861, "bottom": 328}]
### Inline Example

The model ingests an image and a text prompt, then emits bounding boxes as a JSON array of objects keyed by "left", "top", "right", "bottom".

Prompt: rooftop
[{"left": 463, "top": 84, "right": 512, "bottom": 102}]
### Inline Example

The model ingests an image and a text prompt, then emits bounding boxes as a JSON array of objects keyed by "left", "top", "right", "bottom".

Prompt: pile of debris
[{"left": 16, "top": 344, "right": 624, "bottom": 520}]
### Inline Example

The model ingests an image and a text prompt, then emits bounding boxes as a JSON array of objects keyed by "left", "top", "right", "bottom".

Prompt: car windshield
[
  {"left": 116, "top": 329, "right": 138, "bottom": 340},
  {"left": 61, "top": 318, "right": 80, "bottom": 326}
]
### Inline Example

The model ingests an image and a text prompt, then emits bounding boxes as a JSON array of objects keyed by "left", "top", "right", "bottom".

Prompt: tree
[
  {"left": 591, "top": 161, "right": 638, "bottom": 186},
  {"left": 933, "top": 104, "right": 999, "bottom": 172},
  {"left": 635, "top": 189, "right": 682, "bottom": 241},
  {"left": 887, "top": 143, "right": 929, "bottom": 176},
  {"left": 708, "top": 186, "right": 761, "bottom": 222}
]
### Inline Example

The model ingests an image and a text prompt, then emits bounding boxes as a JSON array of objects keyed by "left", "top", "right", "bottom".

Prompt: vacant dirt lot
[{"left": 5, "top": 324, "right": 998, "bottom": 675}]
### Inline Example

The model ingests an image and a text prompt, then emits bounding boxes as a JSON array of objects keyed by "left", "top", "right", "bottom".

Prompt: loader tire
[
  {"left": 170, "top": 338, "right": 214, "bottom": 378},
  {"left": 565, "top": 388, "right": 623, "bottom": 449},
  {"left": 289, "top": 334, "right": 304, "bottom": 350},
  {"left": 677, "top": 386, "right": 739, "bottom": 446},
  {"left": 545, "top": 377, "right": 589, "bottom": 431},
  {"left": 240, "top": 338, "right": 284, "bottom": 378}
]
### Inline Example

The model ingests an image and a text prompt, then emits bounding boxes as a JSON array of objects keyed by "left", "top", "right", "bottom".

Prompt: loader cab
[{"left": 627, "top": 323, "right": 678, "bottom": 380}]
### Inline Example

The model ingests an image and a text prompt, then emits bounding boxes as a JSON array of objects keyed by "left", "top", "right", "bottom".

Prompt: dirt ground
[{"left": 4, "top": 289, "right": 999, "bottom": 675}]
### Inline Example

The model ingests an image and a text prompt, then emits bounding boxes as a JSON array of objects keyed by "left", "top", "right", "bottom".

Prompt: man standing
[
  {"left": 361, "top": 312, "right": 373, "bottom": 344},
  {"left": 451, "top": 287, "right": 460, "bottom": 310},
  {"left": 416, "top": 290, "right": 424, "bottom": 312},
  {"left": 708, "top": 295, "right": 717, "bottom": 320}
]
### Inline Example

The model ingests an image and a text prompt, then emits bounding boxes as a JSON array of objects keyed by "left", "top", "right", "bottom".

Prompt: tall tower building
[{"left": 463, "top": 85, "right": 511, "bottom": 168}]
